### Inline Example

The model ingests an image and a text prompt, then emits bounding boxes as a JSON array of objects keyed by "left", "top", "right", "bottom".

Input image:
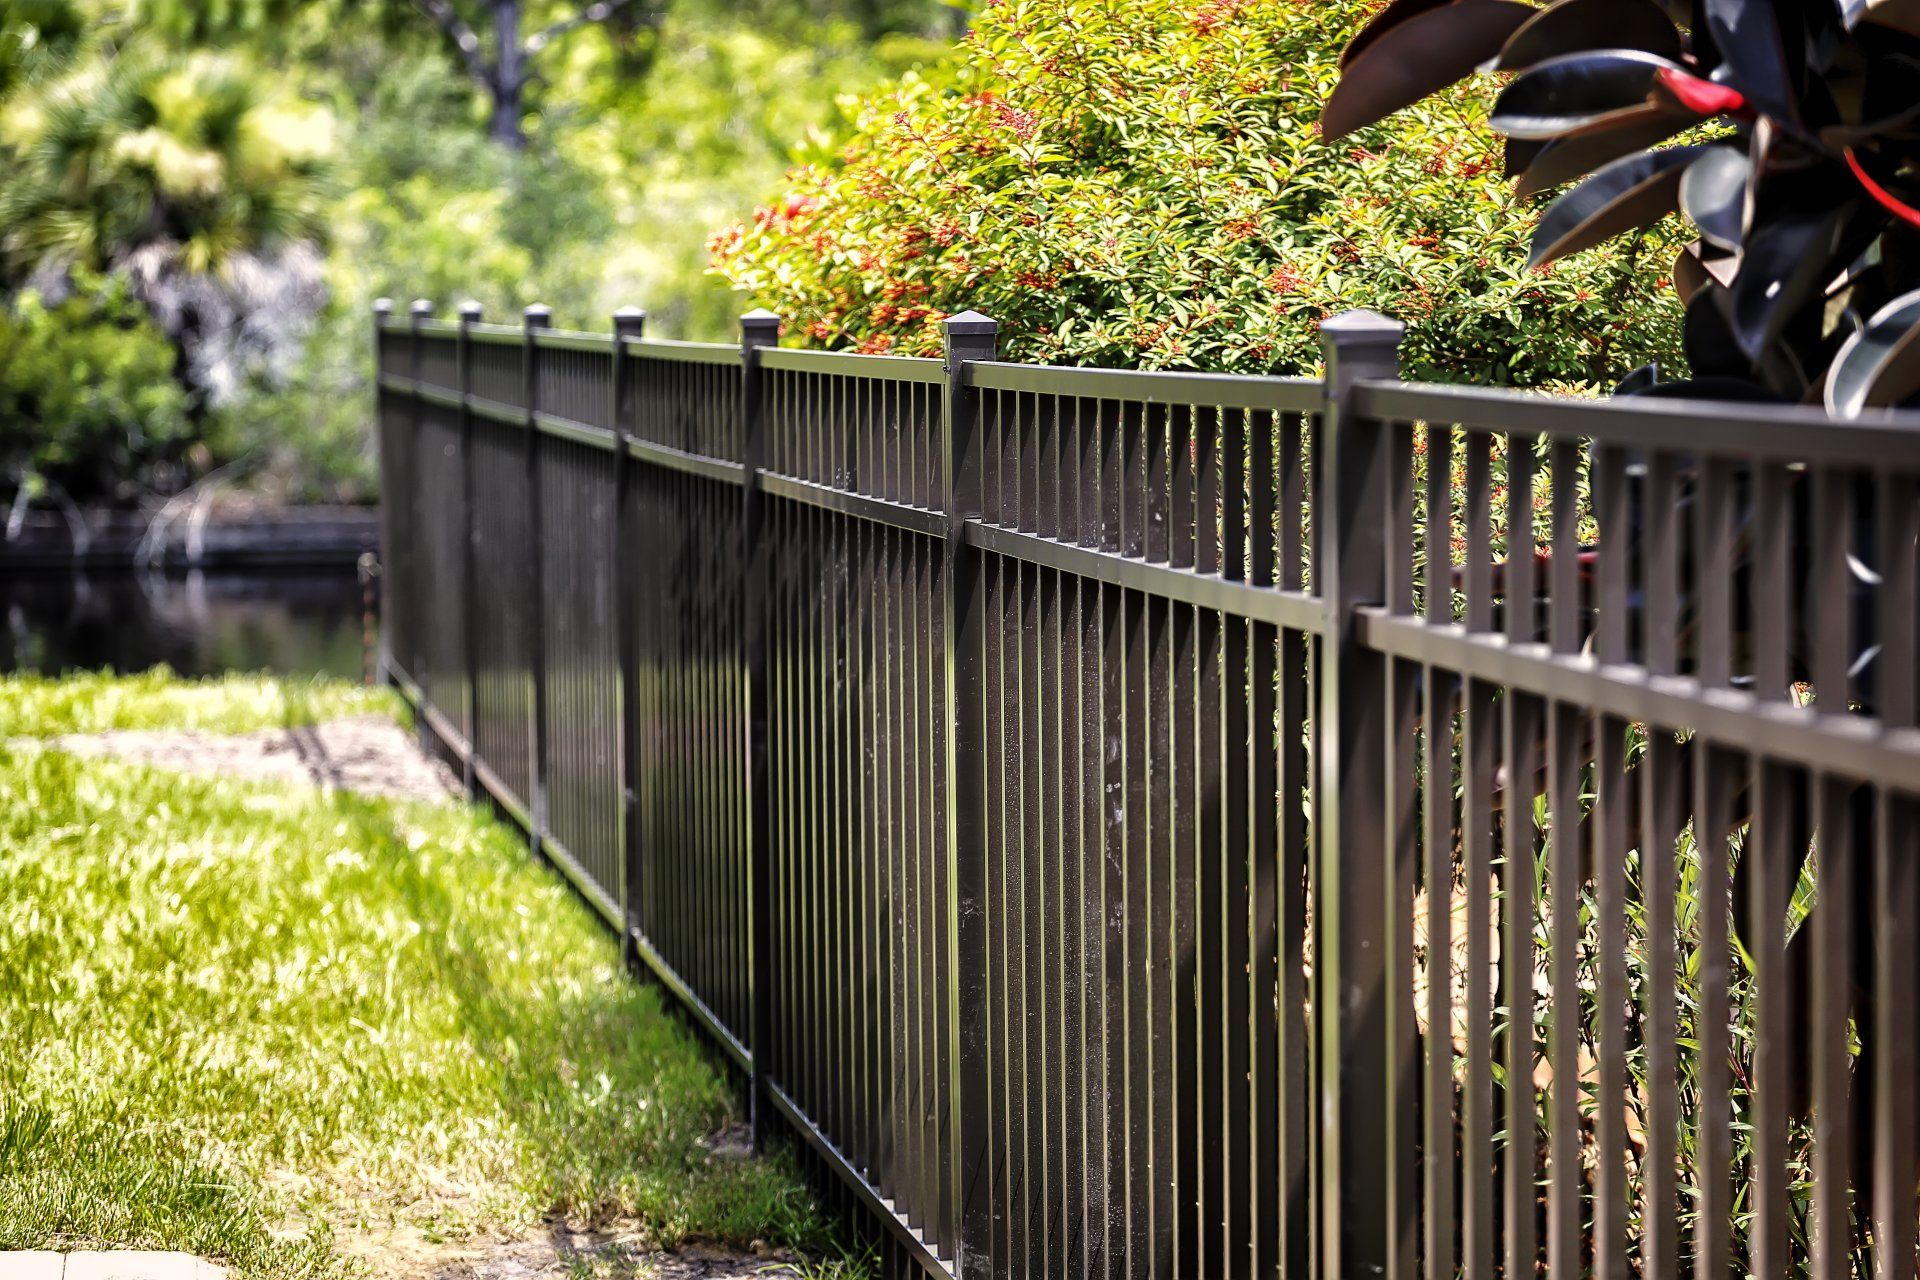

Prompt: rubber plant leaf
[
  {"left": 1490, "top": 49, "right": 1683, "bottom": 139},
  {"left": 1496, "top": 0, "right": 1684, "bottom": 71},
  {"left": 1683, "top": 282, "right": 1751, "bottom": 376},
  {"left": 1703, "top": 0, "right": 1799, "bottom": 122},
  {"left": 1730, "top": 198, "right": 1865, "bottom": 361},
  {"left": 1826, "top": 286, "right": 1920, "bottom": 415},
  {"left": 1679, "top": 144, "right": 1752, "bottom": 250},
  {"left": 1513, "top": 105, "right": 1698, "bottom": 197},
  {"left": 1339, "top": 0, "right": 1461, "bottom": 69},
  {"left": 1850, "top": 0, "right": 1920, "bottom": 38},
  {"left": 1674, "top": 240, "right": 1714, "bottom": 303},
  {"left": 1321, "top": 0, "right": 1536, "bottom": 140},
  {"left": 1506, "top": 135, "right": 1549, "bottom": 178},
  {"left": 1613, "top": 361, "right": 1663, "bottom": 393},
  {"left": 1528, "top": 144, "right": 1709, "bottom": 268}
]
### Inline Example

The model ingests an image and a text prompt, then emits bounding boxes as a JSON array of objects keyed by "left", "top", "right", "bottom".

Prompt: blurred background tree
[{"left": 0, "top": 0, "right": 951, "bottom": 507}]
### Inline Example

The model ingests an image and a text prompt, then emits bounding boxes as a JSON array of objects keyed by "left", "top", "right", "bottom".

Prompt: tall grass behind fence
[{"left": 374, "top": 296, "right": 1920, "bottom": 1280}]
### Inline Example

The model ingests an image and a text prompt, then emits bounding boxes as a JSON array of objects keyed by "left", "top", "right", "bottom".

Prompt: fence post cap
[
  {"left": 942, "top": 309, "right": 999, "bottom": 338},
  {"left": 409, "top": 298, "right": 434, "bottom": 319},
  {"left": 372, "top": 297, "right": 394, "bottom": 317},
  {"left": 740, "top": 310, "right": 781, "bottom": 348},
  {"left": 1318, "top": 308, "right": 1404, "bottom": 345},
  {"left": 613, "top": 305, "right": 648, "bottom": 322},
  {"left": 523, "top": 303, "right": 553, "bottom": 328},
  {"left": 457, "top": 300, "right": 484, "bottom": 322}
]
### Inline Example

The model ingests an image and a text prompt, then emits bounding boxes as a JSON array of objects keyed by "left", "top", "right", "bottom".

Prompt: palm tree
[{"left": 1, "top": 40, "right": 333, "bottom": 408}]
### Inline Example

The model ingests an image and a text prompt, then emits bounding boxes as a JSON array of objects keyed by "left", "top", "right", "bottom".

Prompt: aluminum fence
[{"left": 374, "top": 297, "right": 1920, "bottom": 1280}]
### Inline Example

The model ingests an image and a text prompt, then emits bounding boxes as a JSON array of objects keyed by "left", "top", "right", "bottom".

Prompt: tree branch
[
  {"left": 411, "top": 0, "right": 492, "bottom": 87},
  {"left": 522, "top": 0, "right": 652, "bottom": 55}
]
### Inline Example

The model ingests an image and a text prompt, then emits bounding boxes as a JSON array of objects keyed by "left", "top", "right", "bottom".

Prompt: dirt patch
[
  {"left": 344, "top": 1222, "right": 798, "bottom": 1279},
  {"left": 30, "top": 715, "right": 459, "bottom": 805}
]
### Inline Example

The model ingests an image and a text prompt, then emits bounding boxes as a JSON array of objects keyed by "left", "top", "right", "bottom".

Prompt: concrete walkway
[{"left": 0, "top": 1254, "right": 226, "bottom": 1279}]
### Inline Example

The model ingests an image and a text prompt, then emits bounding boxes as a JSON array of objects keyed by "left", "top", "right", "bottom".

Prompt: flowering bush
[{"left": 710, "top": 0, "right": 1689, "bottom": 386}]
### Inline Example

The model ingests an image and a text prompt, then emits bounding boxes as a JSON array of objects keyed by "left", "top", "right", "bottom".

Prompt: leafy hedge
[{"left": 711, "top": 0, "right": 1689, "bottom": 387}]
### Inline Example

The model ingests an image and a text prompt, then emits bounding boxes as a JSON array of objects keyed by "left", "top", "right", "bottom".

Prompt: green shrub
[
  {"left": 711, "top": 0, "right": 1689, "bottom": 386},
  {"left": 0, "top": 272, "right": 194, "bottom": 504}
]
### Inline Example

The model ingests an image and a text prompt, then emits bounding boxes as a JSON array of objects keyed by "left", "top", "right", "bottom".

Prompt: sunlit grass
[
  {"left": 0, "top": 666, "right": 404, "bottom": 736},
  {"left": 0, "top": 672, "right": 842, "bottom": 1278}
]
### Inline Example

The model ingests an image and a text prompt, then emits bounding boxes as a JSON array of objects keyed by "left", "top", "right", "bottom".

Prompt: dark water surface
[{"left": 0, "top": 569, "right": 374, "bottom": 680}]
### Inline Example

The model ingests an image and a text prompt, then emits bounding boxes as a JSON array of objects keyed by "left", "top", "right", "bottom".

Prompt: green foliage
[
  {"left": 0, "top": 272, "right": 193, "bottom": 503},
  {"left": 712, "top": 0, "right": 1688, "bottom": 385}
]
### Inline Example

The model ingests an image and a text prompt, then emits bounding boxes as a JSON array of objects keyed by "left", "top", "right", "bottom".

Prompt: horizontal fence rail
[{"left": 373, "top": 297, "right": 1920, "bottom": 1280}]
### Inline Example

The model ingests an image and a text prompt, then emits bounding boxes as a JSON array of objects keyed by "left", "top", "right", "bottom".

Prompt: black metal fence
[{"left": 375, "top": 296, "right": 1920, "bottom": 1280}]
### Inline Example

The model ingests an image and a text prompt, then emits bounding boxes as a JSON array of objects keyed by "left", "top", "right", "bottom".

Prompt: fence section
[{"left": 373, "top": 298, "right": 1920, "bottom": 1280}]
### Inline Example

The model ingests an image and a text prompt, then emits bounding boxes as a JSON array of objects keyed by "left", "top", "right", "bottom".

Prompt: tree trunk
[{"left": 490, "top": 0, "right": 525, "bottom": 151}]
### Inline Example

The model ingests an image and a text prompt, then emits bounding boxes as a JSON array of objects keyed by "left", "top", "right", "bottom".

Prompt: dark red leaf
[
  {"left": 1528, "top": 144, "right": 1707, "bottom": 268},
  {"left": 1703, "top": 0, "right": 1797, "bottom": 121},
  {"left": 1730, "top": 198, "right": 1866, "bottom": 361},
  {"left": 1505, "top": 135, "right": 1548, "bottom": 178},
  {"left": 1678, "top": 144, "right": 1751, "bottom": 249},
  {"left": 1512, "top": 105, "right": 1696, "bottom": 197},
  {"left": 1684, "top": 284, "right": 1749, "bottom": 376},
  {"left": 1490, "top": 49, "right": 1681, "bottom": 139},
  {"left": 1853, "top": 0, "right": 1920, "bottom": 36},
  {"left": 1321, "top": 0, "right": 1536, "bottom": 140},
  {"left": 1674, "top": 240, "right": 1713, "bottom": 304},
  {"left": 1340, "top": 0, "right": 1462, "bottom": 69},
  {"left": 1495, "top": 0, "right": 1683, "bottom": 71},
  {"left": 1826, "top": 286, "right": 1920, "bottom": 415}
]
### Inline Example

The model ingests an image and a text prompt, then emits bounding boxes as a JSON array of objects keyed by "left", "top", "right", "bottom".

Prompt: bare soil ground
[
  {"left": 32, "top": 714, "right": 461, "bottom": 805},
  {"left": 344, "top": 1223, "right": 799, "bottom": 1279}
]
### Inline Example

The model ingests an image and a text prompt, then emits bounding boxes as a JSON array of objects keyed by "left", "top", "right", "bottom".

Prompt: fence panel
[
  {"left": 376, "top": 301, "right": 1920, "bottom": 1280},
  {"left": 757, "top": 351, "right": 955, "bottom": 1264},
  {"left": 1352, "top": 380, "right": 1920, "bottom": 1280}
]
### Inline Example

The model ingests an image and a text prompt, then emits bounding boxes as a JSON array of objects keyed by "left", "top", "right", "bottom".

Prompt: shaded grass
[{"left": 0, "top": 673, "right": 842, "bottom": 1278}]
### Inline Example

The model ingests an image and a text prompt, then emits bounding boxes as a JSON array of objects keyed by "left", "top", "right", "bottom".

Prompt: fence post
[
  {"left": 457, "top": 300, "right": 483, "bottom": 797},
  {"left": 610, "top": 304, "right": 647, "bottom": 975},
  {"left": 372, "top": 298, "right": 395, "bottom": 687},
  {"left": 524, "top": 303, "right": 553, "bottom": 856},
  {"left": 739, "top": 308, "right": 781, "bottom": 1149},
  {"left": 1315, "top": 309, "right": 1405, "bottom": 1280},
  {"left": 940, "top": 309, "right": 998, "bottom": 1278}
]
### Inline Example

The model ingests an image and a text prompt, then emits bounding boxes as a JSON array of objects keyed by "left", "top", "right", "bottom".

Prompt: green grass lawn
[{"left": 0, "top": 670, "right": 843, "bottom": 1278}]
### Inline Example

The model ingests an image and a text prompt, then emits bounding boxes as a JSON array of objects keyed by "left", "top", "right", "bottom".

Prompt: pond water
[{"left": 0, "top": 569, "right": 374, "bottom": 681}]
